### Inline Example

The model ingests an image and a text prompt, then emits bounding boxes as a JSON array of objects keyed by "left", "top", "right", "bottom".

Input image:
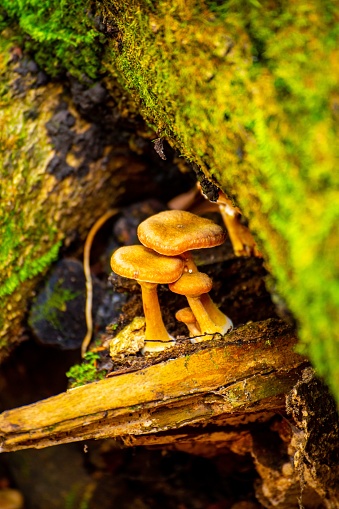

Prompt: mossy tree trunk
[
  {"left": 0, "top": 2, "right": 338, "bottom": 396},
  {"left": 99, "top": 0, "right": 339, "bottom": 399},
  {"left": 0, "top": 36, "right": 156, "bottom": 357}
]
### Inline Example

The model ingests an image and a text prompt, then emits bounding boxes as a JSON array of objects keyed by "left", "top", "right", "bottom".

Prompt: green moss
[
  {"left": 66, "top": 351, "right": 106, "bottom": 388},
  {"left": 28, "top": 279, "right": 79, "bottom": 329},
  {"left": 0, "top": 34, "right": 66, "bottom": 350},
  {"left": 0, "top": 34, "right": 63, "bottom": 304},
  {"left": 0, "top": 0, "right": 104, "bottom": 79},
  {"left": 0, "top": 241, "right": 62, "bottom": 299}
]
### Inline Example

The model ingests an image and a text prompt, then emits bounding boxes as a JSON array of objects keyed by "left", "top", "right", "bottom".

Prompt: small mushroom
[
  {"left": 197, "top": 185, "right": 261, "bottom": 258},
  {"left": 175, "top": 307, "right": 201, "bottom": 339},
  {"left": 111, "top": 245, "right": 184, "bottom": 352},
  {"left": 169, "top": 272, "right": 223, "bottom": 341},
  {"left": 137, "top": 209, "right": 226, "bottom": 272}
]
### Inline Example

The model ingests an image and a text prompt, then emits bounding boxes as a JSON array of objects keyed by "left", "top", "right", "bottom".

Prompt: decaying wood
[{"left": 0, "top": 320, "right": 307, "bottom": 453}]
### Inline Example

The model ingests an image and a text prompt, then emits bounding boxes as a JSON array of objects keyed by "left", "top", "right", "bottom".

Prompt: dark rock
[
  {"left": 69, "top": 80, "right": 110, "bottom": 121},
  {"left": 29, "top": 258, "right": 105, "bottom": 350},
  {"left": 46, "top": 110, "right": 76, "bottom": 136},
  {"left": 14, "top": 57, "right": 30, "bottom": 76}
]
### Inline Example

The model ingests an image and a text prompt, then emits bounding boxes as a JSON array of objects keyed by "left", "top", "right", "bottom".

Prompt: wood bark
[{"left": 0, "top": 319, "right": 306, "bottom": 453}]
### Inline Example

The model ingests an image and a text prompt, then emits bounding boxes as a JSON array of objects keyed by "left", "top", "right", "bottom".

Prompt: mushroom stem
[
  {"left": 200, "top": 294, "right": 233, "bottom": 333},
  {"left": 175, "top": 307, "right": 201, "bottom": 338},
  {"left": 182, "top": 251, "right": 198, "bottom": 273},
  {"left": 218, "top": 204, "right": 261, "bottom": 257},
  {"left": 186, "top": 296, "right": 222, "bottom": 340},
  {"left": 138, "top": 281, "right": 175, "bottom": 351},
  {"left": 187, "top": 322, "right": 202, "bottom": 337}
]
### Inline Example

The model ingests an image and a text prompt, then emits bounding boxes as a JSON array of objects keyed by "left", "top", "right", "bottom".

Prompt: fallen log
[{"left": 0, "top": 319, "right": 306, "bottom": 453}]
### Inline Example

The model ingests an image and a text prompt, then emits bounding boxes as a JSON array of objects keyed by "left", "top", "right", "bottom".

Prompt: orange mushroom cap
[
  {"left": 111, "top": 245, "right": 184, "bottom": 283},
  {"left": 137, "top": 210, "right": 226, "bottom": 257},
  {"left": 175, "top": 307, "right": 197, "bottom": 324},
  {"left": 169, "top": 272, "right": 213, "bottom": 297}
]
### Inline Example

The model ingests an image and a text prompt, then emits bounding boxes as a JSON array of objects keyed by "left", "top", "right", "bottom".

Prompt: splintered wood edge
[{"left": 0, "top": 320, "right": 307, "bottom": 452}]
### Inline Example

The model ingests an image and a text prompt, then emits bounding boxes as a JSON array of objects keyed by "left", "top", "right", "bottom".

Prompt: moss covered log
[
  {"left": 100, "top": 0, "right": 339, "bottom": 397},
  {"left": 0, "top": 33, "right": 151, "bottom": 357},
  {"left": 0, "top": 1, "right": 338, "bottom": 398}
]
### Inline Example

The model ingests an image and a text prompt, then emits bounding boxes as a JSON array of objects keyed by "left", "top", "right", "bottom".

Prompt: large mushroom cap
[
  {"left": 169, "top": 272, "right": 213, "bottom": 297},
  {"left": 111, "top": 245, "right": 184, "bottom": 284},
  {"left": 137, "top": 210, "right": 226, "bottom": 256}
]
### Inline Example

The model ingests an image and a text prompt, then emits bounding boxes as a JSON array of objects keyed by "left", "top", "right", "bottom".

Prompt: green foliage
[
  {"left": 66, "top": 352, "right": 106, "bottom": 388},
  {"left": 106, "top": 322, "right": 118, "bottom": 332},
  {"left": 0, "top": 0, "right": 104, "bottom": 79}
]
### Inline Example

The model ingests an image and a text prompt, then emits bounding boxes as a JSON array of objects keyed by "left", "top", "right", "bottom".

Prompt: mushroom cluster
[{"left": 110, "top": 210, "right": 233, "bottom": 353}]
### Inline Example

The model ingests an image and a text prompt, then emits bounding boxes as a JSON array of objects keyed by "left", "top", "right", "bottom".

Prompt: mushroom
[
  {"left": 175, "top": 307, "right": 201, "bottom": 339},
  {"left": 216, "top": 191, "right": 261, "bottom": 257},
  {"left": 197, "top": 185, "right": 261, "bottom": 258},
  {"left": 169, "top": 272, "right": 224, "bottom": 341},
  {"left": 200, "top": 293, "right": 233, "bottom": 333},
  {"left": 137, "top": 210, "right": 226, "bottom": 273},
  {"left": 110, "top": 245, "right": 184, "bottom": 352}
]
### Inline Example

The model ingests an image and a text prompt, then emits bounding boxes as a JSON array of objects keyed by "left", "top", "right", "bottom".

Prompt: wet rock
[
  {"left": 26, "top": 60, "right": 39, "bottom": 74},
  {"left": 29, "top": 258, "right": 105, "bottom": 350},
  {"left": 46, "top": 155, "right": 75, "bottom": 179},
  {"left": 45, "top": 92, "right": 127, "bottom": 181},
  {"left": 12, "top": 56, "right": 48, "bottom": 93},
  {"left": 34, "top": 70, "right": 49, "bottom": 87},
  {"left": 69, "top": 79, "right": 109, "bottom": 119}
]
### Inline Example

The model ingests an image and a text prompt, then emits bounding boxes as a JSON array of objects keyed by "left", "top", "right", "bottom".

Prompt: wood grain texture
[{"left": 0, "top": 320, "right": 307, "bottom": 452}]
